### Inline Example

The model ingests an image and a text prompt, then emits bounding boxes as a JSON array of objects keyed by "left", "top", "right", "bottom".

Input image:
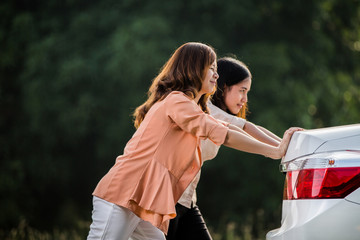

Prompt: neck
[
  {"left": 194, "top": 90, "right": 206, "bottom": 103},
  {"left": 194, "top": 94, "right": 202, "bottom": 104}
]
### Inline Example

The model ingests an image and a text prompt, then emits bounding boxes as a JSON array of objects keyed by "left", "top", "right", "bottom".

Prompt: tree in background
[{"left": 0, "top": 0, "right": 359, "bottom": 238}]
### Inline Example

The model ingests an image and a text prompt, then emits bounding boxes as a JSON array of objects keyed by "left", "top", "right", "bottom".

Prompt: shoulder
[
  {"left": 164, "top": 91, "right": 197, "bottom": 110},
  {"left": 208, "top": 101, "right": 226, "bottom": 117},
  {"left": 208, "top": 101, "right": 246, "bottom": 127},
  {"left": 165, "top": 91, "right": 192, "bottom": 102}
]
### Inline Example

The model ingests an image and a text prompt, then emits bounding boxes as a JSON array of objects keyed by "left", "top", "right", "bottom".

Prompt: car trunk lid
[{"left": 282, "top": 124, "right": 360, "bottom": 164}]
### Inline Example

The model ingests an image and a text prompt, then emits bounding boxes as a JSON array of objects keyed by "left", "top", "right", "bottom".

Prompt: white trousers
[{"left": 87, "top": 196, "right": 165, "bottom": 240}]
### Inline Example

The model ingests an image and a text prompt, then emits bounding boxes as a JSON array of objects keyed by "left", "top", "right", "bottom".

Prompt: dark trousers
[{"left": 166, "top": 203, "right": 212, "bottom": 240}]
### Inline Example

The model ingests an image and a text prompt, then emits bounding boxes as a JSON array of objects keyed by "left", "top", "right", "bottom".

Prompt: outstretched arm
[
  {"left": 243, "top": 122, "right": 281, "bottom": 147},
  {"left": 223, "top": 126, "right": 303, "bottom": 159}
]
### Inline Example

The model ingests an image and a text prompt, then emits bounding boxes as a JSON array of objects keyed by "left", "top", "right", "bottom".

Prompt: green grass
[
  {"left": 1, "top": 218, "right": 271, "bottom": 240},
  {"left": 0, "top": 219, "right": 89, "bottom": 240}
]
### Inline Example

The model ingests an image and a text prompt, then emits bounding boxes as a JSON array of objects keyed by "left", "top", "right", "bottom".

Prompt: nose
[
  {"left": 214, "top": 71, "right": 219, "bottom": 79},
  {"left": 242, "top": 94, "right": 248, "bottom": 103}
]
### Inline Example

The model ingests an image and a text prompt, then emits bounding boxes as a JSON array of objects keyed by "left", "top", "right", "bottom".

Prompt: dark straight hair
[{"left": 212, "top": 57, "right": 251, "bottom": 118}]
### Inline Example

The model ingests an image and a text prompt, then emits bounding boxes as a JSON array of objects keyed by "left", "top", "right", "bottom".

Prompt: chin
[{"left": 230, "top": 110, "right": 239, "bottom": 115}]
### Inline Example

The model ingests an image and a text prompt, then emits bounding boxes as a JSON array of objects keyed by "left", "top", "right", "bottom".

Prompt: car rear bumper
[{"left": 266, "top": 198, "right": 360, "bottom": 240}]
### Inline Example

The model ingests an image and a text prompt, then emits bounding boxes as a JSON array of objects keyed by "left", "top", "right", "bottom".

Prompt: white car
[{"left": 266, "top": 124, "right": 360, "bottom": 240}]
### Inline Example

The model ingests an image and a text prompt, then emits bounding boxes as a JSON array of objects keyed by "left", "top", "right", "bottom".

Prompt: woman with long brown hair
[
  {"left": 87, "top": 42, "right": 301, "bottom": 240},
  {"left": 167, "top": 57, "right": 283, "bottom": 240}
]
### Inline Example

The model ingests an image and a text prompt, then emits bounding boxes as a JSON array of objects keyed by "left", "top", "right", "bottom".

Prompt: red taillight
[{"left": 283, "top": 167, "right": 360, "bottom": 200}]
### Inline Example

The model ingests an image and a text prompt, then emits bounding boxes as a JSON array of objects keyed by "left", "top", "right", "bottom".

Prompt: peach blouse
[
  {"left": 178, "top": 101, "right": 247, "bottom": 208},
  {"left": 92, "top": 91, "right": 229, "bottom": 233}
]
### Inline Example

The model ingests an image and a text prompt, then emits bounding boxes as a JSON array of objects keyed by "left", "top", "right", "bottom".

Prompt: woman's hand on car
[{"left": 277, "top": 127, "right": 304, "bottom": 158}]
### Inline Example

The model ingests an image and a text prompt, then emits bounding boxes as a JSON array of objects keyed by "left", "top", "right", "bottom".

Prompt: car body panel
[
  {"left": 267, "top": 124, "right": 360, "bottom": 240},
  {"left": 282, "top": 124, "right": 360, "bottom": 163},
  {"left": 346, "top": 187, "right": 360, "bottom": 204},
  {"left": 266, "top": 199, "right": 360, "bottom": 240}
]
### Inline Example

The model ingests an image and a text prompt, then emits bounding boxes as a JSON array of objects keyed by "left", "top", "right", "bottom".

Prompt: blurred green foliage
[{"left": 1, "top": 0, "right": 359, "bottom": 238}]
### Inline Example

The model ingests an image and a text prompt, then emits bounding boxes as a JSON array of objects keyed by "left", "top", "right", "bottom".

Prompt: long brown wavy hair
[
  {"left": 212, "top": 57, "right": 251, "bottom": 119},
  {"left": 133, "top": 42, "right": 217, "bottom": 128}
]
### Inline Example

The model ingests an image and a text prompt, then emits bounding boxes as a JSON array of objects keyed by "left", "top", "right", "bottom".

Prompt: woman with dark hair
[
  {"left": 167, "top": 57, "right": 283, "bottom": 240},
  {"left": 87, "top": 44, "right": 301, "bottom": 240},
  {"left": 213, "top": 57, "right": 281, "bottom": 144}
]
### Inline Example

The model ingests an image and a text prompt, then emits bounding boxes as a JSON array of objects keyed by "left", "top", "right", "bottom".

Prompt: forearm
[
  {"left": 223, "top": 129, "right": 282, "bottom": 159},
  {"left": 257, "top": 125, "right": 282, "bottom": 142},
  {"left": 228, "top": 123, "right": 253, "bottom": 138},
  {"left": 243, "top": 122, "right": 280, "bottom": 147}
]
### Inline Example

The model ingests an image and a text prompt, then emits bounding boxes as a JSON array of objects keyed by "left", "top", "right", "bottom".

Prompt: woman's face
[
  {"left": 199, "top": 61, "right": 219, "bottom": 95},
  {"left": 223, "top": 77, "right": 252, "bottom": 115}
]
